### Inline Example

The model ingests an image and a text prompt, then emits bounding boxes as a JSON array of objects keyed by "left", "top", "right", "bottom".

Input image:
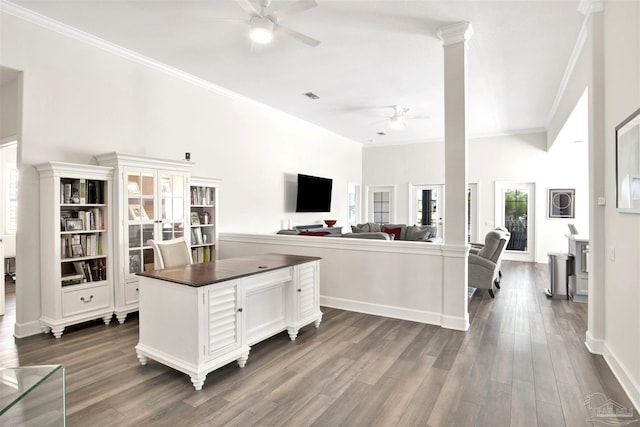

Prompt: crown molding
[
  {"left": 578, "top": 0, "right": 604, "bottom": 16},
  {"left": 545, "top": 4, "right": 591, "bottom": 129},
  {"left": 436, "top": 21, "right": 474, "bottom": 47},
  {"left": 0, "top": 1, "right": 360, "bottom": 146}
]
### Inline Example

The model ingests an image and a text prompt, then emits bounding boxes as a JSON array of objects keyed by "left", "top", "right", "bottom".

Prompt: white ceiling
[{"left": 7, "top": 0, "right": 585, "bottom": 146}]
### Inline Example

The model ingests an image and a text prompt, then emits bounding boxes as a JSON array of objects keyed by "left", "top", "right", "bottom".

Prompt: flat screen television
[{"left": 295, "top": 174, "right": 333, "bottom": 212}]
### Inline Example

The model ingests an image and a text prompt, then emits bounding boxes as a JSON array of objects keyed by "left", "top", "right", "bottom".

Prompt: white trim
[
  {"left": 585, "top": 330, "right": 605, "bottom": 354},
  {"left": 440, "top": 314, "right": 470, "bottom": 331},
  {"left": 603, "top": 342, "right": 640, "bottom": 414},
  {"left": 0, "top": 137, "right": 17, "bottom": 147},
  {"left": 436, "top": 21, "right": 474, "bottom": 47},
  {"left": 0, "top": 1, "right": 358, "bottom": 146},
  {"left": 320, "top": 296, "right": 441, "bottom": 326},
  {"left": 545, "top": 11, "right": 590, "bottom": 129},
  {"left": 13, "top": 320, "right": 42, "bottom": 338},
  {"left": 220, "top": 233, "right": 448, "bottom": 256}
]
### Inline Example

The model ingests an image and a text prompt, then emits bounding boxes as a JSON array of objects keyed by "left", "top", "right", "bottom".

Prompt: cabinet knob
[
  {"left": 80, "top": 295, "right": 94, "bottom": 303},
  {"left": 238, "top": 308, "right": 243, "bottom": 312},
  {"left": 297, "top": 289, "right": 302, "bottom": 292}
]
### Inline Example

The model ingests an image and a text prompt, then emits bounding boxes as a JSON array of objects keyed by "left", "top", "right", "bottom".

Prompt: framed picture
[
  {"left": 65, "top": 218, "right": 84, "bottom": 231},
  {"left": 190, "top": 212, "right": 200, "bottom": 225},
  {"left": 616, "top": 107, "right": 640, "bottom": 213},
  {"left": 549, "top": 189, "right": 575, "bottom": 218},
  {"left": 71, "top": 244, "right": 84, "bottom": 257}
]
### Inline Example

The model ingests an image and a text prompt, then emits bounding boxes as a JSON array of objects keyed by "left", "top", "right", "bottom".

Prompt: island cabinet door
[
  {"left": 295, "top": 262, "right": 320, "bottom": 321},
  {"left": 202, "top": 280, "right": 244, "bottom": 362}
]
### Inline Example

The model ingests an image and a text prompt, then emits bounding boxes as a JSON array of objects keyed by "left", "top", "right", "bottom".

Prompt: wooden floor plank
[{"left": 0, "top": 264, "right": 636, "bottom": 426}]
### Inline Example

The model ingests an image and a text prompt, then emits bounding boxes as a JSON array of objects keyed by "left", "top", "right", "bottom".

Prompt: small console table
[{"left": 135, "top": 253, "right": 322, "bottom": 390}]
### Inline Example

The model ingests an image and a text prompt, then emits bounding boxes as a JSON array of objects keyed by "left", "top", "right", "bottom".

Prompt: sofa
[
  {"left": 468, "top": 228, "right": 510, "bottom": 298},
  {"left": 277, "top": 222, "right": 442, "bottom": 243}
]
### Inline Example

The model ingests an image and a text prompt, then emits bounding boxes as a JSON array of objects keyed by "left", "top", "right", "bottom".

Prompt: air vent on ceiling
[{"left": 303, "top": 92, "right": 320, "bottom": 100}]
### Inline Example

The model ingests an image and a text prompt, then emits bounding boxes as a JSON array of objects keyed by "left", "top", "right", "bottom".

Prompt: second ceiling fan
[{"left": 235, "top": 0, "right": 320, "bottom": 47}]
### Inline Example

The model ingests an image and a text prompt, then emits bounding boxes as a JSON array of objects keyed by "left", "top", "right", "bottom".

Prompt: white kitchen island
[{"left": 135, "top": 253, "right": 322, "bottom": 390}]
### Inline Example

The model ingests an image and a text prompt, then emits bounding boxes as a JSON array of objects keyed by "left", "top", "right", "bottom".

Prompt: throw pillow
[
  {"left": 406, "top": 226, "right": 430, "bottom": 241},
  {"left": 351, "top": 225, "right": 365, "bottom": 233},
  {"left": 299, "top": 231, "right": 331, "bottom": 236},
  {"left": 384, "top": 224, "right": 407, "bottom": 240},
  {"left": 383, "top": 226, "right": 402, "bottom": 241}
]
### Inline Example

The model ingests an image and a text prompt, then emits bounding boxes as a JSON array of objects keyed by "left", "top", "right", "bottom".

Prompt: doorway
[
  {"left": 495, "top": 182, "right": 536, "bottom": 262},
  {"left": 0, "top": 140, "right": 17, "bottom": 316}
]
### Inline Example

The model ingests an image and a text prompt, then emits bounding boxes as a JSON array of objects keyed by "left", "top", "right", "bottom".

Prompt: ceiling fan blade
[
  {"left": 271, "top": 0, "right": 318, "bottom": 20},
  {"left": 276, "top": 24, "right": 320, "bottom": 47},
  {"left": 234, "top": 0, "right": 261, "bottom": 17}
]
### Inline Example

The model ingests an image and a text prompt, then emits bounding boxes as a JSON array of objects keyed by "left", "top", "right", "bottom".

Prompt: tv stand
[{"left": 295, "top": 224, "right": 342, "bottom": 234}]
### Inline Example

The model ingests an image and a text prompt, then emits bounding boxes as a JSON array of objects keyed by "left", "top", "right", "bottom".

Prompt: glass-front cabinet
[
  {"left": 97, "top": 153, "right": 192, "bottom": 323},
  {"left": 125, "top": 171, "right": 187, "bottom": 277}
]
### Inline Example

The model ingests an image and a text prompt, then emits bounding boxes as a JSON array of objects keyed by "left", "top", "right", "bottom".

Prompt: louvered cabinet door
[
  {"left": 205, "top": 280, "right": 243, "bottom": 361},
  {"left": 296, "top": 262, "right": 319, "bottom": 321}
]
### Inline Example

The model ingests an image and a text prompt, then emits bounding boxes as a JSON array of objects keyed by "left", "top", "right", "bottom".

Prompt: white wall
[
  {"left": 363, "top": 131, "right": 589, "bottom": 262},
  {"left": 0, "top": 11, "right": 362, "bottom": 336},
  {"left": 0, "top": 70, "right": 19, "bottom": 140},
  {"left": 602, "top": 0, "right": 640, "bottom": 408}
]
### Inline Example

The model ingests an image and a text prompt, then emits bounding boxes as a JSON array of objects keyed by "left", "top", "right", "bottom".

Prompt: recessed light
[{"left": 303, "top": 92, "right": 320, "bottom": 100}]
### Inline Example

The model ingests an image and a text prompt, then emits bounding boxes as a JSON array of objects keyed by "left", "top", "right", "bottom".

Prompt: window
[{"left": 367, "top": 186, "right": 395, "bottom": 224}]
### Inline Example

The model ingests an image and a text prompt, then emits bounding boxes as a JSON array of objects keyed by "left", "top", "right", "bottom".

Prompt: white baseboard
[
  {"left": 441, "top": 314, "right": 470, "bottom": 331},
  {"left": 585, "top": 330, "right": 605, "bottom": 354},
  {"left": 14, "top": 320, "right": 43, "bottom": 338},
  {"left": 603, "top": 342, "right": 640, "bottom": 413},
  {"left": 320, "top": 296, "right": 442, "bottom": 327}
]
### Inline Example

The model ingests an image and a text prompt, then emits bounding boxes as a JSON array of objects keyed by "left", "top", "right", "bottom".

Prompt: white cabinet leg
[
  {"left": 237, "top": 351, "right": 250, "bottom": 368},
  {"left": 287, "top": 327, "right": 299, "bottom": 341},
  {"left": 52, "top": 327, "right": 64, "bottom": 339},
  {"left": 136, "top": 351, "right": 148, "bottom": 366},
  {"left": 103, "top": 314, "right": 113, "bottom": 325},
  {"left": 314, "top": 314, "right": 323, "bottom": 328},
  {"left": 191, "top": 376, "right": 206, "bottom": 391}
]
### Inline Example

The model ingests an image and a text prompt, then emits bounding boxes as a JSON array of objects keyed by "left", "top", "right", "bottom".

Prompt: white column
[
  {"left": 437, "top": 22, "right": 473, "bottom": 331},
  {"left": 579, "top": 0, "right": 606, "bottom": 354}
]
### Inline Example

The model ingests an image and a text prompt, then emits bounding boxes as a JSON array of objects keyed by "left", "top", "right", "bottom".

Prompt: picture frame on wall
[
  {"left": 616, "top": 107, "right": 640, "bottom": 213},
  {"left": 549, "top": 189, "right": 575, "bottom": 218}
]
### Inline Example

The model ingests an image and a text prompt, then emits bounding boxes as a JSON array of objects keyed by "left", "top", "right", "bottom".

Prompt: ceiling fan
[
  {"left": 385, "top": 105, "right": 430, "bottom": 130},
  {"left": 234, "top": 0, "right": 320, "bottom": 47}
]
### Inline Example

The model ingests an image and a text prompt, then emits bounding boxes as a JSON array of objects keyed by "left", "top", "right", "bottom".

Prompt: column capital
[
  {"left": 436, "top": 21, "right": 474, "bottom": 47},
  {"left": 578, "top": 0, "right": 603, "bottom": 16}
]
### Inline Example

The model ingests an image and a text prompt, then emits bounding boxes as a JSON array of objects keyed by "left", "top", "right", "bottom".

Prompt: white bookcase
[
  {"left": 37, "top": 162, "right": 114, "bottom": 338},
  {"left": 96, "top": 152, "right": 192, "bottom": 323},
  {"left": 189, "top": 176, "right": 221, "bottom": 263}
]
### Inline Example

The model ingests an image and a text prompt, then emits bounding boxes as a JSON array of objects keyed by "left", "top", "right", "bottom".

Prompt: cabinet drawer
[
  {"left": 63, "top": 284, "right": 110, "bottom": 317},
  {"left": 244, "top": 268, "right": 292, "bottom": 292},
  {"left": 124, "top": 281, "right": 140, "bottom": 304}
]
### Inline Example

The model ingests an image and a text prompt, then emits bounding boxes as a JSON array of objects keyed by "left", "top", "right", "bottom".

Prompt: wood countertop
[{"left": 137, "top": 253, "right": 321, "bottom": 287}]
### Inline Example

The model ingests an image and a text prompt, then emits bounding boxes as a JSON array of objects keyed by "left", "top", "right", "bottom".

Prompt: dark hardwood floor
[{"left": 1, "top": 262, "right": 637, "bottom": 426}]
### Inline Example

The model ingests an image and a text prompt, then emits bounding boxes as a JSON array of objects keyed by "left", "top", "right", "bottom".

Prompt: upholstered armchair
[
  {"left": 468, "top": 229, "right": 509, "bottom": 298},
  {"left": 147, "top": 237, "right": 193, "bottom": 269}
]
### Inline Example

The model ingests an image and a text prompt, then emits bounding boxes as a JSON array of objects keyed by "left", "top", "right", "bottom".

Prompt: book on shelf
[
  {"left": 191, "top": 246, "right": 211, "bottom": 263},
  {"left": 71, "top": 259, "right": 107, "bottom": 282},
  {"left": 61, "top": 273, "right": 85, "bottom": 286}
]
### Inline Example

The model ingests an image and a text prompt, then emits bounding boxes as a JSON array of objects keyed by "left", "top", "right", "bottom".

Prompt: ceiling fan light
[
  {"left": 388, "top": 116, "right": 405, "bottom": 130},
  {"left": 250, "top": 16, "right": 274, "bottom": 44}
]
